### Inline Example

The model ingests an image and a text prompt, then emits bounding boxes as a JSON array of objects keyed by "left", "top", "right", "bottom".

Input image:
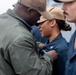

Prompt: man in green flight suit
[{"left": 0, "top": 0, "right": 57, "bottom": 75}]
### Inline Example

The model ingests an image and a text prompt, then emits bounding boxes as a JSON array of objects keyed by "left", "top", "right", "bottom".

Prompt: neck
[{"left": 49, "top": 30, "right": 60, "bottom": 42}]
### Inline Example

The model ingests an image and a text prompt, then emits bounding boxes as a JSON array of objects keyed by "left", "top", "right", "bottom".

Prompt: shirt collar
[{"left": 6, "top": 9, "right": 32, "bottom": 31}]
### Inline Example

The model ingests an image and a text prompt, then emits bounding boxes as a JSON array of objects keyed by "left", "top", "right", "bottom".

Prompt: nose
[
  {"left": 62, "top": 3, "right": 66, "bottom": 11},
  {"left": 38, "top": 25, "right": 41, "bottom": 29}
]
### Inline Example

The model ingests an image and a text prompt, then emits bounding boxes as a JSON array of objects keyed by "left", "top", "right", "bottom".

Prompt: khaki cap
[
  {"left": 54, "top": 0, "right": 75, "bottom": 3},
  {"left": 17, "top": 0, "right": 54, "bottom": 20},
  {"left": 37, "top": 7, "right": 65, "bottom": 23}
]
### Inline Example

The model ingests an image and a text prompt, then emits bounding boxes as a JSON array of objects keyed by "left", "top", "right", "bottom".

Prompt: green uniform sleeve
[{"left": 8, "top": 35, "right": 53, "bottom": 75}]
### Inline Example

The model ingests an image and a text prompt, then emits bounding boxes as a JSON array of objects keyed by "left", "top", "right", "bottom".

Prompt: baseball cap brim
[
  {"left": 38, "top": 10, "right": 54, "bottom": 23},
  {"left": 54, "top": 0, "right": 74, "bottom": 3},
  {"left": 37, "top": 16, "right": 47, "bottom": 23}
]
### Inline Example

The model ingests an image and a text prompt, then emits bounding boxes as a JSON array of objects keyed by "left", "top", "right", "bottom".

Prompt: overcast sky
[
  {"left": 0, "top": 0, "right": 63, "bottom": 14},
  {"left": 0, "top": 0, "right": 17, "bottom": 14}
]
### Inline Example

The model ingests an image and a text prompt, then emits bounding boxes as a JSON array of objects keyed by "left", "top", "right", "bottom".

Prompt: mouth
[
  {"left": 39, "top": 30, "right": 42, "bottom": 32},
  {"left": 63, "top": 11, "right": 68, "bottom": 16}
]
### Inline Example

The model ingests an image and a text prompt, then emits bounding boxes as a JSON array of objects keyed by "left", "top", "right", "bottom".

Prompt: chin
[
  {"left": 42, "top": 35, "right": 47, "bottom": 38},
  {"left": 66, "top": 17, "right": 70, "bottom": 21},
  {"left": 41, "top": 35, "right": 44, "bottom": 38},
  {"left": 66, "top": 18, "right": 74, "bottom": 23}
]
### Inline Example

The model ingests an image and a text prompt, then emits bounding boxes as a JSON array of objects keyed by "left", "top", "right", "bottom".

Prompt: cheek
[
  {"left": 67, "top": 9, "right": 76, "bottom": 21},
  {"left": 31, "top": 13, "right": 40, "bottom": 22},
  {"left": 41, "top": 26, "right": 51, "bottom": 38},
  {"left": 34, "top": 12, "right": 41, "bottom": 20},
  {"left": 67, "top": 4, "right": 76, "bottom": 20},
  {"left": 69, "top": 9, "right": 76, "bottom": 16}
]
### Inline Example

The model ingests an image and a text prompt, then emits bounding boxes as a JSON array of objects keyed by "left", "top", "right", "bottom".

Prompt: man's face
[
  {"left": 28, "top": 9, "right": 41, "bottom": 26},
  {"left": 62, "top": 1, "right": 76, "bottom": 23}
]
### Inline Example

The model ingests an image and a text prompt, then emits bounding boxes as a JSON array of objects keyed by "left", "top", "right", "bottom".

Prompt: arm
[
  {"left": 37, "top": 42, "right": 46, "bottom": 49},
  {"left": 8, "top": 35, "right": 57, "bottom": 75}
]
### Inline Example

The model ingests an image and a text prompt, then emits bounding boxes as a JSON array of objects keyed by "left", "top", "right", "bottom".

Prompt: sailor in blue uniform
[
  {"left": 39, "top": 33, "right": 68, "bottom": 75},
  {"left": 64, "top": 31, "right": 76, "bottom": 75},
  {"left": 37, "top": 7, "right": 71, "bottom": 75},
  {"left": 53, "top": 0, "right": 76, "bottom": 75}
]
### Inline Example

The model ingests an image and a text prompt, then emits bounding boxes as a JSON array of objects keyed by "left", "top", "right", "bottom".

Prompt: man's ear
[{"left": 26, "top": 8, "right": 34, "bottom": 16}]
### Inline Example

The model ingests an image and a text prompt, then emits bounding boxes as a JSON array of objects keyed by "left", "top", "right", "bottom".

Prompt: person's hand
[
  {"left": 46, "top": 50, "right": 57, "bottom": 61},
  {"left": 38, "top": 43, "right": 46, "bottom": 49}
]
